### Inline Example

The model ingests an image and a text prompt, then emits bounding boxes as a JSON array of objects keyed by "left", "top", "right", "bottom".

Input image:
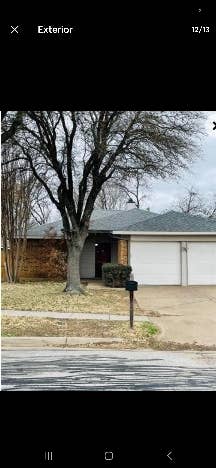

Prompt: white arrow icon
[{"left": 167, "top": 450, "right": 173, "bottom": 461}]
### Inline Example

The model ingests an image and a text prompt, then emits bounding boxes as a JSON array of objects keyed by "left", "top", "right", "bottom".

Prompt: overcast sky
[{"left": 144, "top": 111, "right": 216, "bottom": 213}]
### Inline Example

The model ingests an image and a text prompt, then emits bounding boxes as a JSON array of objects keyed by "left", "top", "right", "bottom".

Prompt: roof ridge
[
  {"left": 123, "top": 209, "right": 216, "bottom": 232},
  {"left": 122, "top": 212, "right": 161, "bottom": 229}
]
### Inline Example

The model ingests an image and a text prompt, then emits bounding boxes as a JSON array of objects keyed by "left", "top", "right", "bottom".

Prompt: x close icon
[{"left": 10, "top": 25, "right": 19, "bottom": 34}]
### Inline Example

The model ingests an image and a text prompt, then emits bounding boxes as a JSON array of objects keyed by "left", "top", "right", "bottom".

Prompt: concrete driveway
[{"left": 135, "top": 286, "right": 216, "bottom": 347}]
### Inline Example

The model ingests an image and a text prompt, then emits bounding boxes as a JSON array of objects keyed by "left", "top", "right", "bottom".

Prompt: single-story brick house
[{"left": 2, "top": 204, "right": 216, "bottom": 285}]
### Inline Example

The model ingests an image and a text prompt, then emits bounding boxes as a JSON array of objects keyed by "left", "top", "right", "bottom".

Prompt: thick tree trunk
[{"left": 64, "top": 232, "right": 87, "bottom": 294}]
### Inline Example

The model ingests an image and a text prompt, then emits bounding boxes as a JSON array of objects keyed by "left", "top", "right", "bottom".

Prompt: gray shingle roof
[
  {"left": 27, "top": 220, "right": 63, "bottom": 238},
  {"left": 123, "top": 211, "right": 216, "bottom": 232},
  {"left": 89, "top": 208, "right": 158, "bottom": 231},
  {"left": 26, "top": 208, "right": 158, "bottom": 238},
  {"left": 26, "top": 209, "right": 216, "bottom": 238}
]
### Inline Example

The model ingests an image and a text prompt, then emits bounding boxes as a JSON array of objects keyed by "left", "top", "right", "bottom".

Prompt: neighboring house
[{"left": 2, "top": 202, "right": 216, "bottom": 285}]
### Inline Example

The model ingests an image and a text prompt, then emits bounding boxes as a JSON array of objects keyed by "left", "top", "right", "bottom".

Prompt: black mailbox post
[{"left": 125, "top": 280, "right": 138, "bottom": 328}]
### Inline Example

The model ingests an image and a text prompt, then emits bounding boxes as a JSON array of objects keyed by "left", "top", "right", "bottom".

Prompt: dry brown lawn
[
  {"left": 2, "top": 316, "right": 157, "bottom": 338},
  {"left": 1, "top": 281, "right": 142, "bottom": 314},
  {"left": 3, "top": 315, "right": 214, "bottom": 351},
  {"left": 2, "top": 316, "right": 158, "bottom": 349}
]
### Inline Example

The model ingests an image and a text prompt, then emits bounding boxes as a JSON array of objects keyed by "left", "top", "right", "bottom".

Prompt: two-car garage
[
  {"left": 187, "top": 242, "right": 216, "bottom": 285},
  {"left": 130, "top": 241, "right": 181, "bottom": 285},
  {"left": 129, "top": 238, "right": 216, "bottom": 286}
]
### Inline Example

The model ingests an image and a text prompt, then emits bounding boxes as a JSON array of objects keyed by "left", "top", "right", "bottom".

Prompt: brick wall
[
  {"left": 117, "top": 239, "right": 128, "bottom": 265},
  {"left": 1, "top": 239, "right": 67, "bottom": 281},
  {"left": 1, "top": 237, "right": 125, "bottom": 281}
]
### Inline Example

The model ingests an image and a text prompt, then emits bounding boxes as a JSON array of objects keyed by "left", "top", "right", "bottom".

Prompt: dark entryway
[{"left": 95, "top": 242, "right": 111, "bottom": 278}]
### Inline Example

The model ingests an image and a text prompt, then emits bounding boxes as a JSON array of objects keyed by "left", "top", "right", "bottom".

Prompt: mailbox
[{"left": 125, "top": 280, "right": 138, "bottom": 291}]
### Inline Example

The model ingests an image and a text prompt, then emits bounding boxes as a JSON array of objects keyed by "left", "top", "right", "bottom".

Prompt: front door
[{"left": 95, "top": 242, "right": 111, "bottom": 278}]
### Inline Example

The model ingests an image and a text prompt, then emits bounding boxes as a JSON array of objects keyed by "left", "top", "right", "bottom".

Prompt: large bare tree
[
  {"left": 173, "top": 186, "right": 216, "bottom": 218},
  {"left": 4, "top": 111, "right": 205, "bottom": 293},
  {"left": 95, "top": 181, "right": 127, "bottom": 210},
  {"left": 115, "top": 170, "right": 150, "bottom": 209},
  {"left": 29, "top": 184, "right": 51, "bottom": 225},
  {"left": 1, "top": 144, "right": 51, "bottom": 281},
  {"left": 95, "top": 170, "right": 150, "bottom": 209},
  {"left": 1, "top": 147, "right": 34, "bottom": 282},
  {"left": 1, "top": 111, "right": 24, "bottom": 144}
]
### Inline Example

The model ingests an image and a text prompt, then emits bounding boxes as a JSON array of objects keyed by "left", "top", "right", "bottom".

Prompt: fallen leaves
[{"left": 1, "top": 281, "right": 142, "bottom": 314}]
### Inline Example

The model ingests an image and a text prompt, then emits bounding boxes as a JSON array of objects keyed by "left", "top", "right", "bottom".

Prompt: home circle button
[{"left": 105, "top": 451, "right": 114, "bottom": 461}]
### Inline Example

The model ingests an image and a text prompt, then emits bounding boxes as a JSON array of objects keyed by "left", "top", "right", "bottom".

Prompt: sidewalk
[
  {"left": 2, "top": 309, "right": 151, "bottom": 349},
  {"left": 1, "top": 336, "right": 124, "bottom": 348},
  {"left": 2, "top": 309, "right": 150, "bottom": 322}
]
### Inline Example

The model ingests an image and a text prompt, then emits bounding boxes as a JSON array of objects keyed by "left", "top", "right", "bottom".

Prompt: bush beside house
[{"left": 102, "top": 263, "right": 132, "bottom": 287}]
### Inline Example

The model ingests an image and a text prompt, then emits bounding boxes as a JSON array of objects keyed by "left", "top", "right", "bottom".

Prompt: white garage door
[
  {"left": 130, "top": 241, "right": 181, "bottom": 285},
  {"left": 188, "top": 242, "right": 216, "bottom": 285}
]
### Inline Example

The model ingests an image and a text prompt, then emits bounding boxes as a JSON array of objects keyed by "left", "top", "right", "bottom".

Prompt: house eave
[
  {"left": 112, "top": 231, "right": 216, "bottom": 235},
  {"left": 25, "top": 236, "right": 63, "bottom": 239},
  {"left": 89, "top": 230, "right": 112, "bottom": 233},
  {"left": 25, "top": 230, "right": 113, "bottom": 239}
]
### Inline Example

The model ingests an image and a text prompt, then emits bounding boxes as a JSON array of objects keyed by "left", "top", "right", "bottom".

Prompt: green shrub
[{"left": 102, "top": 263, "right": 132, "bottom": 287}]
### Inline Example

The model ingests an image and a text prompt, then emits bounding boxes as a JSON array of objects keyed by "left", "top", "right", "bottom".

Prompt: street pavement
[{"left": 1, "top": 349, "right": 216, "bottom": 391}]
